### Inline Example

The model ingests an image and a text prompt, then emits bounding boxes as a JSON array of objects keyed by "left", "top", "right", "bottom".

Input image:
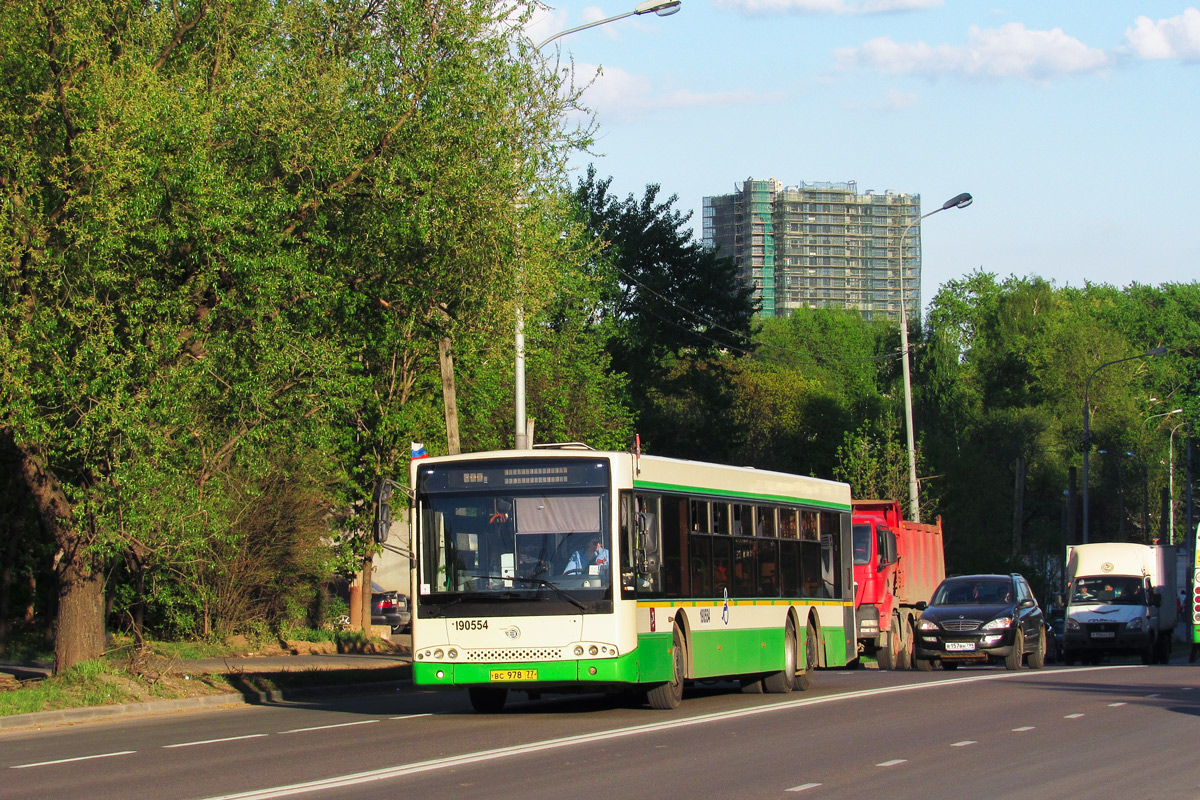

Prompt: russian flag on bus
[{"left": 410, "top": 442, "right": 428, "bottom": 459}]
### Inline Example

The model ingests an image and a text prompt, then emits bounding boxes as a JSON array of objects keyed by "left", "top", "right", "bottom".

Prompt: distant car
[
  {"left": 913, "top": 573, "right": 1047, "bottom": 671},
  {"left": 371, "top": 583, "right": 411, "bottom": 634}
]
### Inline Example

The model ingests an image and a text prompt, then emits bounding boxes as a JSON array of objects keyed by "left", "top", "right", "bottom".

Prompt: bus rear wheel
[
  {"left": 648, "top": 627, "right": 685, "bottom": 710},
  {"left": 793, "top": 621, "right": 817, "bottom": 691},
  {"left": 468, "top": 686, "right": 508, "bottom": 713},
  {"left": 764, "top": 620, "right": 798, "bottom": 694}
]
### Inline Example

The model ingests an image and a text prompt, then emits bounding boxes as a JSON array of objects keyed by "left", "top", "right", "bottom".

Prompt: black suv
[{"left": 913, "top": 573, "right": 1047, "bottom": 671}]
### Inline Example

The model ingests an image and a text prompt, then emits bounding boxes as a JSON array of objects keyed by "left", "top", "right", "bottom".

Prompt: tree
[
  {"left": 571, "top": 166, "right": 757, "bottom": 454},
  {"left": 0, "top": 0, "right": 592, "bottom": 669}
]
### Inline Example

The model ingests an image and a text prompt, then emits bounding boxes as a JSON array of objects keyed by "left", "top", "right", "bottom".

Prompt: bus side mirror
[{"left": 374, "top": 480, "right": 394, "bottom": 544}]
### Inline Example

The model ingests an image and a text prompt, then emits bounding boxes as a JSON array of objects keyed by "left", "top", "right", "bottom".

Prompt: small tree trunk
[
  {"left": 438, "top": 335, "right": 461, "bottom": 455},
  {"left": 360, "top": 554, "right": 374, "bottom": 634},
  {"left": 14, "top": 442, "right": 105, "bottom": 673}
]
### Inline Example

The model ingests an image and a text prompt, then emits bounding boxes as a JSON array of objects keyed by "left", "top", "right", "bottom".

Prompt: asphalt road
[{"left": 2, "top": 662, "right": 1197, "bottom": 800}]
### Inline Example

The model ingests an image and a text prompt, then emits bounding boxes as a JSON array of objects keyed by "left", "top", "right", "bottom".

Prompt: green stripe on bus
[{"left": 632, "top": 479, "right": 850, "bottom": 510}]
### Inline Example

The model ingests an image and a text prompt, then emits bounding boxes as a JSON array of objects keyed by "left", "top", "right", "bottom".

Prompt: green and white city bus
[{"left": 408, "top": 445, "right": 855, "bottom": 712}]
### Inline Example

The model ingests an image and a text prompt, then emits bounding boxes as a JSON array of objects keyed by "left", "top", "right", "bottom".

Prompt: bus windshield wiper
[{"left": 470, "top": 574, "right": 588, "bottom": 612}]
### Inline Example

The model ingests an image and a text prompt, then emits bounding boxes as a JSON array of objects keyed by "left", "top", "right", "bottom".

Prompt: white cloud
[
  {"left": 836, "top": 22, "right": 1110, "bottom": 80},
  {"left": 1126, "top": 8, "right": 1200, "bottom": 60},
  {"left": 715, "top": 0, "right": 940, "bottom": 14},
  {"left": 581, "top": 64, "right": 786, "bottom": 118},
  {"left": 843, "top": 89, "right": 919, "bottom": 112}
]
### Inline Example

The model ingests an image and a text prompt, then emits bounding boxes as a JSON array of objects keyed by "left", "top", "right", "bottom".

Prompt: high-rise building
[{"left": 702, "top": 178, "right": 922, "bottom": 321}]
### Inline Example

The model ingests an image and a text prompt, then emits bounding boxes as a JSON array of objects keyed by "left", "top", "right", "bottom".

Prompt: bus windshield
[{"left": 415, "top": 459, "right": 613, "bottom": 604}]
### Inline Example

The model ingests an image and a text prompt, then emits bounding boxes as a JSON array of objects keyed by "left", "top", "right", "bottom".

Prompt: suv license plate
[
  {"left": 490, "top": 669, "right": 537, "bottom": 681},
  {"left": 944, "top": 642, "right": 976, "bottom": 651}
]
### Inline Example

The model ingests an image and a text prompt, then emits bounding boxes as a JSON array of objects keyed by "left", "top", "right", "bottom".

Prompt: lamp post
[
  {"left": 513, "top": 0, "right": 682, "bottom": 450},
  {"left": 899, "top": 191, "right": 972, "bottom": 522},
  {"left": 1081, "top": 347, "right": 1168, "bottom": 542},
  {"left": 1169, "top": 422, "right": 1184, "bottom": 544}
]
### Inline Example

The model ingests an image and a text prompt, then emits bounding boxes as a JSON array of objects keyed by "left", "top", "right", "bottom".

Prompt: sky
[{"left": 524, "top": 1, "right": 1200, "bottom": 312}]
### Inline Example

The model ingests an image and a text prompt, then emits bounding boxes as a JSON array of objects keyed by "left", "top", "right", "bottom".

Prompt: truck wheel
[
  {"left": 648, "top": 627, "right": 686, "bottom": 710},
  {"left": 1027, "top": 628, "right": 1046, "bottom": 669},
  {"left": 1004, "top": 631, "right": 1024, "bottom": 670},
  {"left": 876, "top": 613, "right": 902, "bottom": 670}
]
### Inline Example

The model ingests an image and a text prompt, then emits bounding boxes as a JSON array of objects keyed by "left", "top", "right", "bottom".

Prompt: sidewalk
[{"left": 0, "top": 646, "right": 414, "bottom": 733}]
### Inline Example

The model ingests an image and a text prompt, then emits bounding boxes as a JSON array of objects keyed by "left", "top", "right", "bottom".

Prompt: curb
[{"left": 0, "top": 678, "right": 414, "bottom": 733}]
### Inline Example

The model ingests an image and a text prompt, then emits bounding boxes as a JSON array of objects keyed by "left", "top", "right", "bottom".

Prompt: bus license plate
[
  {"left": 490, "top": 669, "right": 537, "bottom": 681},
  {"left": 944, "top": 642, "right": 975, "bottom": 651}
]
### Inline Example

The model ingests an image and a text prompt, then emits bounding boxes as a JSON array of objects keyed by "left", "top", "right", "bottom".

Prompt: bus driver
[{"left": 564, "top": 535, "right": 609, "bottom": 575}]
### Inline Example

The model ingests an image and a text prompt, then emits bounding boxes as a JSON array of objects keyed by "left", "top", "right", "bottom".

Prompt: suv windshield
[{"left": 931, "top": 578, "right": 1014, "bottom": 606}]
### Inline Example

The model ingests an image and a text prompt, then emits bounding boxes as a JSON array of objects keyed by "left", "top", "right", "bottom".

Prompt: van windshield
[{"left": 1070, "top": 576, "right": 1144, "bottom": 605}]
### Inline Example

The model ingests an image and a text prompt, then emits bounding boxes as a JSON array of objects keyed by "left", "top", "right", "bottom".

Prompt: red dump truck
[{"left": 852, "top": 499, "right": 945, "bottom": 669}]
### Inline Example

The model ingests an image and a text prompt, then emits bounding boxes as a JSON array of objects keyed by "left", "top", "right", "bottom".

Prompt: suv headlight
[
  {"left": 1066, "top": 617, "right": 1080, "bottom": 631},
  {"left": 917, "top": 619, "right": 939, "bottom": 631},
  {"left": 1126, "top": 617, "right": 1144, "bottom": 631},
  {"left": 982, "top": 617, "right": 1012, "bottom": 630}
]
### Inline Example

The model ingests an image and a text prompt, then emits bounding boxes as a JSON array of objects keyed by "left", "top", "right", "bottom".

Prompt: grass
[{"left": 0, "top": 629, "right": 410, "bottom": 720}]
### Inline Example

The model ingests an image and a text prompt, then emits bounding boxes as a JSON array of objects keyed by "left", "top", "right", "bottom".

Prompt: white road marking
[
  {"left": 786, "top": 783, "right": 822, "bottom": 792},
  {"left": 1012, "top": 726, "right": 1035, "bottom": 731},
  {"left": 197, "top": 666, "right": 1143, "bottom": 800},
  {"left": 951, "top": 740, "right": 976, "bottom": 747},
  {"left": 877, "top": 759, "right": 907, "bottom": 767},
  {"left": 11, "top": 751, "right": 136, "bottom": 769},
  {"left": 1144, "top": 693, "right": 1160, "bottom": 698},
  {"left": 388, "top": 713, "right": 433, "bottom": 720},
  {"left": 1108, "top": 702, "right": 1126, "bottom": 707},
  {"left": 1065, "top": 713, "right": 1085, "bottom": 718},
  {"left": 164, "top": 734, "right": 270, "bottom": 749},
  {"left": 280, "top": 720, "right": 379, "bottom": 734}
]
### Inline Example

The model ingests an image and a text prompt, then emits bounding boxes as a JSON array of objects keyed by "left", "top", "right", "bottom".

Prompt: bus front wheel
[
  {"left": 468, "top": 686, "right": 508, "bottom": 713},
  {"left": 648, "top": 627, "right": 685, "bottom": 710},
  {"left": 764, "top": 620, "right": 798, "bottom": 694}
]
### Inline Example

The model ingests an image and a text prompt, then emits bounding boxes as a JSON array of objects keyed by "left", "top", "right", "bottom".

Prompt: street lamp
[
  {"left": 1169, "top": 421, "right": 1187, "bottom": 544},
  {"left": 899, "top": 191, "right": 972, "bottom": 522},
  {"left": 537, "top": 0, "right": 681, "bottom": 49},
  {"left": 514, "top": 0, "right": 683, "bottom": 450},
  {"left": 1081, "top": 346, "right": 1168, "bottom": 542}
]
